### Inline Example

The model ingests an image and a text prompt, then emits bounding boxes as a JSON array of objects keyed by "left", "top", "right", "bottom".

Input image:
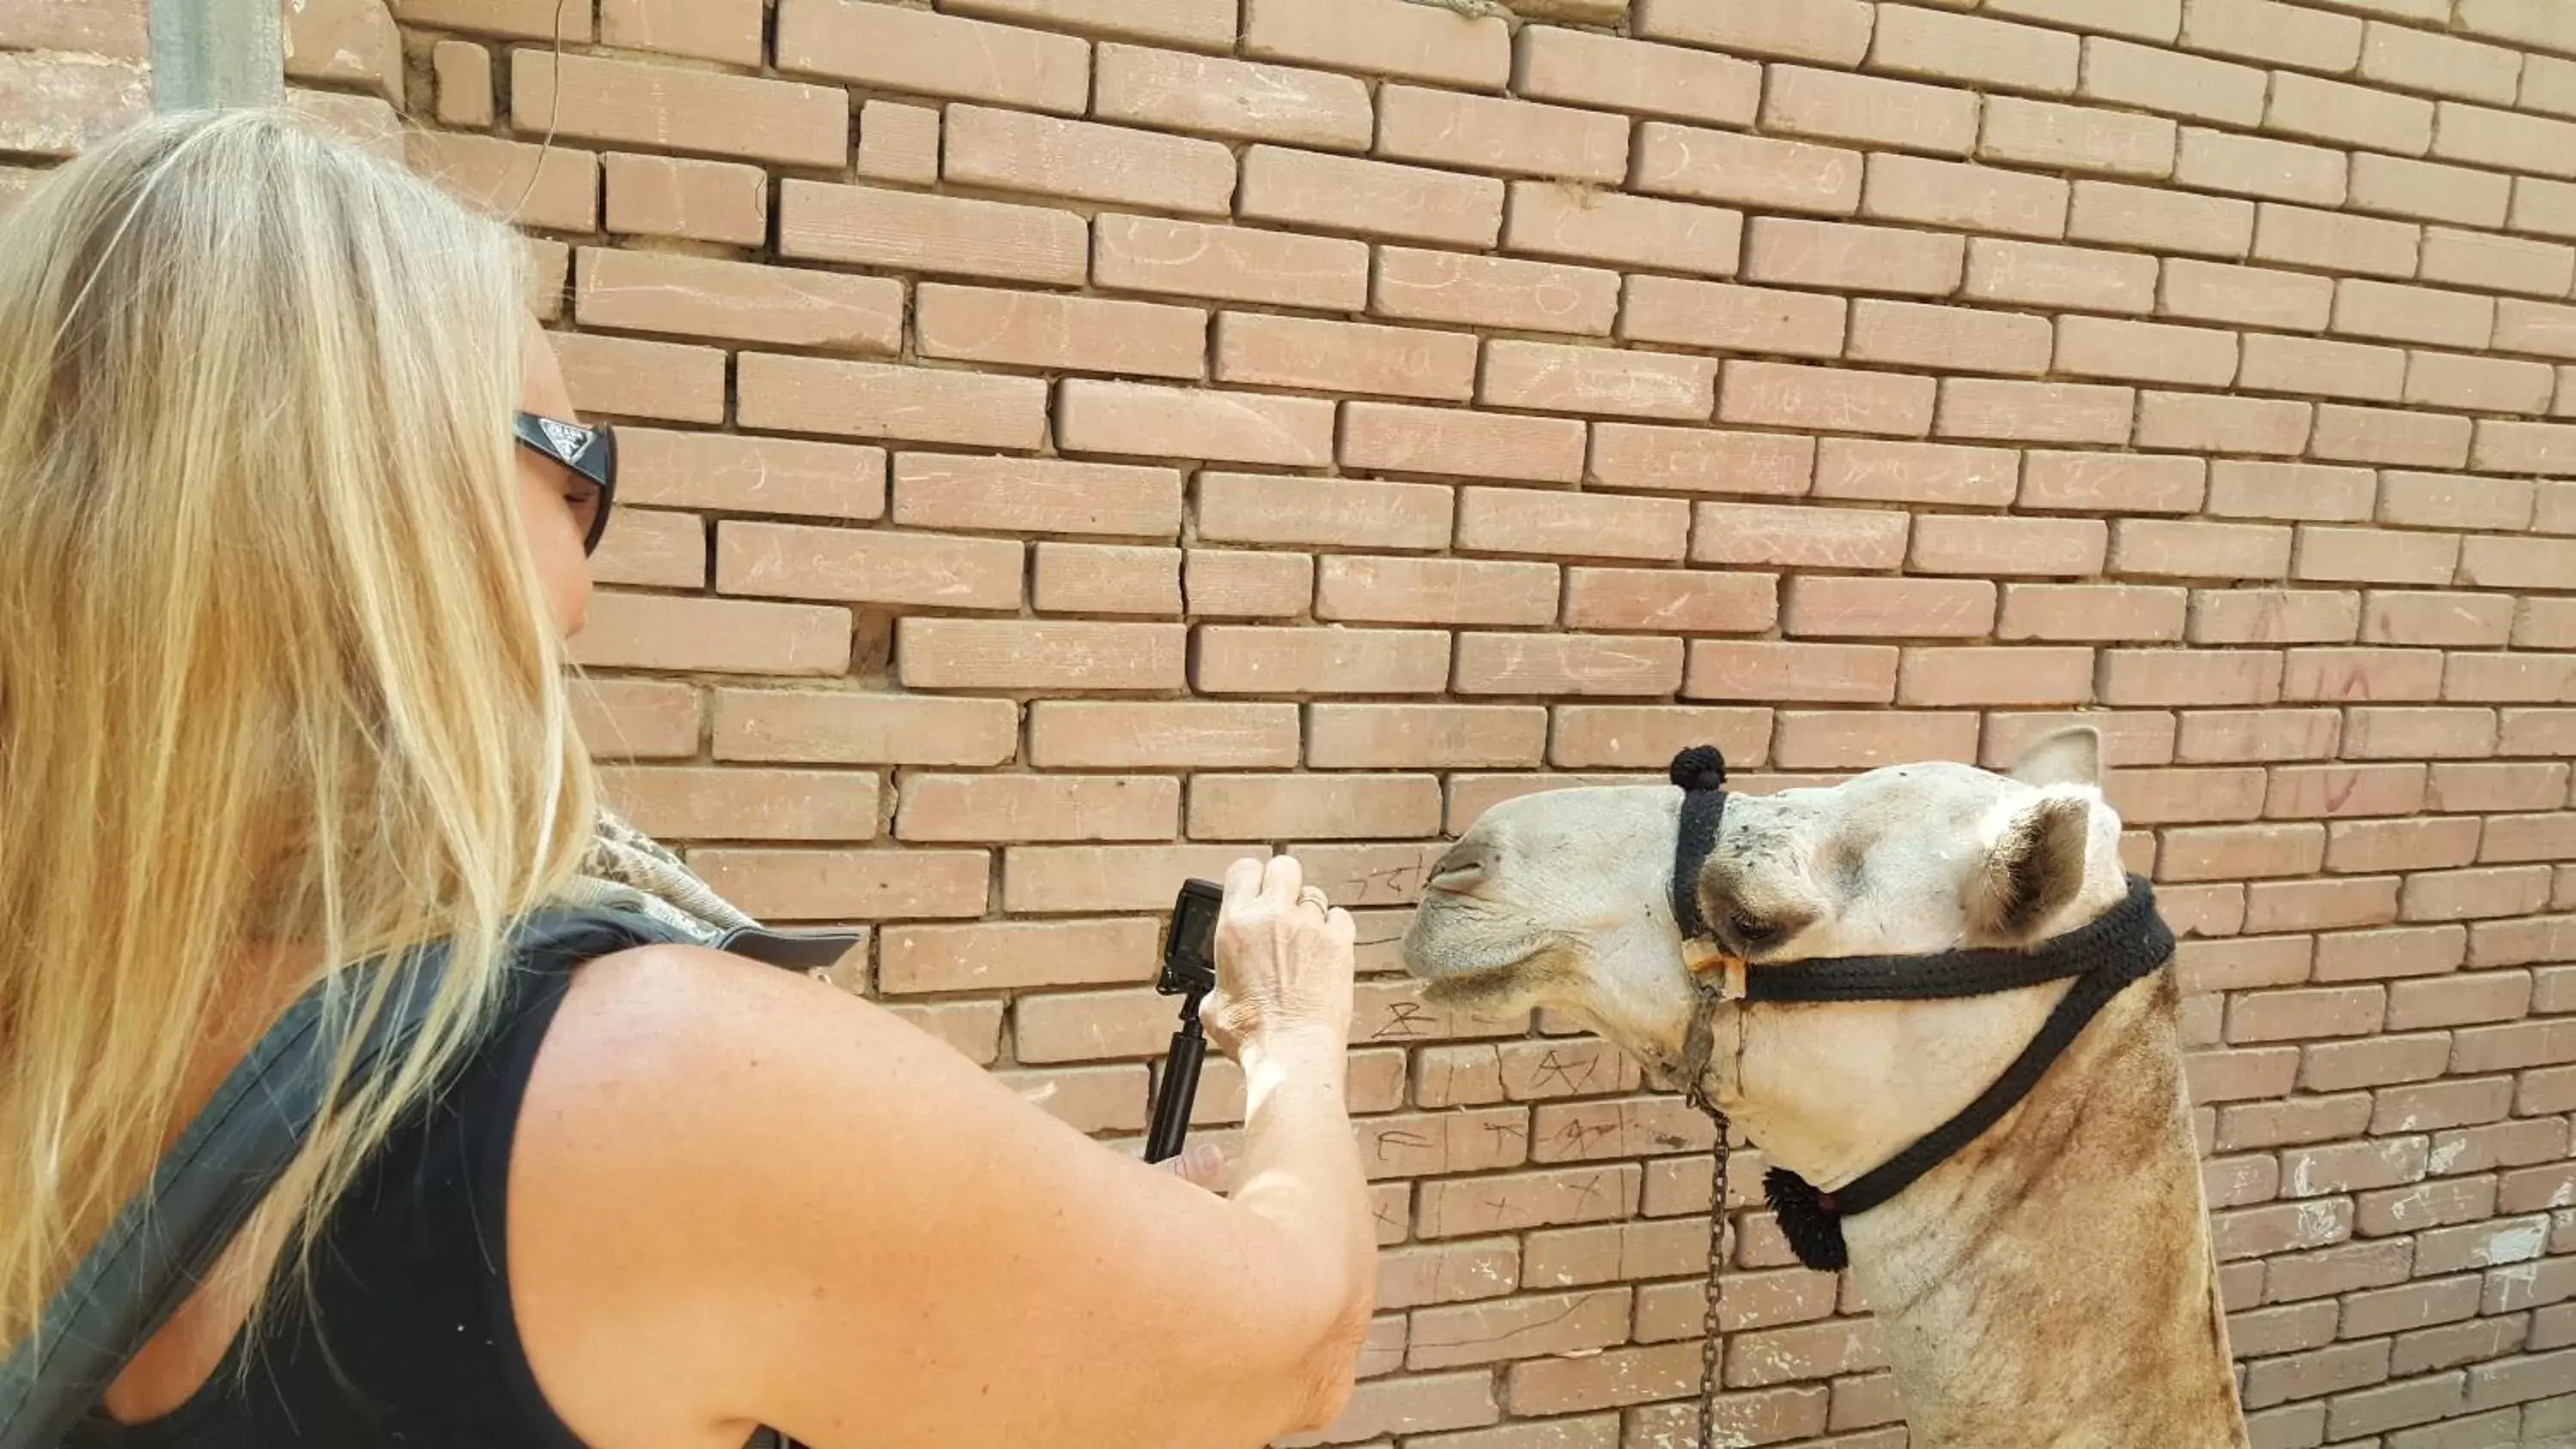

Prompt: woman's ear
[{"left": 1964, "top": 790, "right": 2093, "bottom": 941}]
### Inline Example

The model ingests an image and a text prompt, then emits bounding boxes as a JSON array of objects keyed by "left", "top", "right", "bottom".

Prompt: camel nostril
[{"left": 1426, "top": 840, "right": 1489, "bottom": 894}]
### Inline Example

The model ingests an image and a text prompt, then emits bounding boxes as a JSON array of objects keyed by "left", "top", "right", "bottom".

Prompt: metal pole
[{"left": 149, "top": 0, "right": 284, "bottom": 112}]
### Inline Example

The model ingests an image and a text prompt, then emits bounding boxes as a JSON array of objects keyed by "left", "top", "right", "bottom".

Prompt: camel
[{"left": 1401, "top": 727, "right": 2251, "bottom": 1448}]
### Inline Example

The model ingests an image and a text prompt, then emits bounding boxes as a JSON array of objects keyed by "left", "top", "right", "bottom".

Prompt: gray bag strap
[{"left": 0, "top": 911, "right": 860, "bottom": 1449}]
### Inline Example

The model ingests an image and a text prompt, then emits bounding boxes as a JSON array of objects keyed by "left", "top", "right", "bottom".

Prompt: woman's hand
[{"left": 1204, "top": 854, "right": 1357, "bottom": 1059}]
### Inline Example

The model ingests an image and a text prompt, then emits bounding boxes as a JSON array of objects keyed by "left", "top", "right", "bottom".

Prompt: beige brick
[
  {"left": 1937, "top": 378, "right": 2133, "bottom": 445},
  {"left": 898, "top": 618, "right": 1183, "bottom": 693},
  {"left": 1691, "top": 502, "right": 1906, "bottom": 570},
  {"left": 998, "top": 845, "right": 1274, "bottom": 918},
  {"left": 1376, "top": 247, "right": 1619, "bottom": 336},
  {"left": 431, "top": 40, "right": 493, "bottom": 128},
  {"left": 1962, "top": 238, "right": 2160, "bottom": 314},
  {"left": 1631, "top": 124, "right": 1864, "bottom": 216},
  {"left": 2348, "top": 153, "right": 2512, "bottom": 228},
  {"left": 2267, "top": 71, "right": 2433, "bottom": 155},
  {"left": 1214, "top": 313, "right": 1477, "bottom": 403},
  {"left": 1093, "top": 44, "right": 1371, "bottom": 150},
  {"left": 2175, "top": 126, "right": 2348, "bottom": 206},
  {"left": 2241, "top": 876, "right": 2395, "bottom": 933},
  {"left": 599, "top": 761, "right": 876, "bottom": 844},
  {"left": 1192, "top": 626, "right": 1450, "bottom": 695},
  {"left": 1505, "top": 184, "right": 1742, "bottom": 279},
  {"left": 1025, "top": 701, "right": 1300, "bottom": 769},
  {"left": 2161, "top": 259, "right": 2334, "bottom": 332},
  {"left": 388, "top": 0, "right": 591, "bottom": 41},
  {"left": 2136, "top": 392, "right": 2312, "bottom": 455},
  {"left": 1185, "top": 548, "right": 1309, "bottom": 620},
  {"left": 601, "top": 154, "right": 765, "bottom": 246},
  {"left": 575, "top": 677, "right": 702, "bottom": 761},
  {"left": 1784, "top": 576, "right": 1997, "bottom": 639},
  {"left": 2470, "top": 422, "right": 2576, "bottom": 476},
  {"left": 2235, "top": 333, "right": 2406, "bottom": 404},
  {"left": 693, "top": 848, "right": 987, "bottom": 922},
  {"left": 569, "top": 592, "right": 848, "bottom": 677},
  {"left": 2342, "top": 705, "right": 2498, "bottom": 755},
  {"left": 1807, "top": 438, "right": 2017, "bottom": 507},
  {"left": 854, "top": 100, "right": 940, "bottom": 186},
  {"left": 2176, "top": 707, "right": 2341, "bottom": 763},
  {"left": 2081, "top": 36, "right": 2268, "bottom": 127},
  {"left": 1899, "top": 646, "right": 2095, "bottom": 706},
  {"left": 1847, "top": 300, "right": 2051, "bottom": 376},
  {"left": 780, "top": 180, "right": 1085, "bottom": 287},
  {"left": 1629, "top": 0, "right": 1873, "bottom": 66},
  {"left": 1314, "top": 555, "right": 1558, "bottom": 627},
  {"left": 617, "top": 431, "right": 880, "bottom": 524},
  {"left": 1981, "top": 96, "right": 2177, "bottom": 179},
  {"left": 1762, "top": 64, "right": 1980, "bottom": 157},
  {"left": 598, "top": 0, "right": 757, "bottom": 64},
  {"left": 897, "top": 774, "right": 1176, "bottom": 844},
  {"left": 2181, "top": 0, "right": 2363, "bottom": 72},
  {"left": 1512, "top": 27, "right": 1760, "bottom": 128},
  {"left": 1236, "top": 145, "right": 1504, "bottom": 249},
  {"left": 775, "top": 0, "right": 1084, "bottom": 112},
  {"left": 1032, "top": 542, "right": 1182, "bottom": 616},
  {"left": 2055, "top": 315, "right": 2239, "bottom": 387},
  {"left": 1774, "top": 710, "right": 1983, "bottom": 768},
  {"left": 1720, "top": 361, "right": 1936, "bottom": 436},
  {"left": 2420, "top": 225, "right": 2576, "bottom": 298},
  {"left": 1055, "top": 379, "right": 1334, "bottom": 467},
  {"left": 717, "top": 522, "right": 1018, "bottom": 611},
  {"left": 1241, "top": 0, "right": 1510, "bottom": 89},
  {"left": 1549, "top": 706, "right": 1774, "bottom": 770},
  {"left": 2332, "top": 280, "right": 2496, "bottom": 351},
  {"left": 2205, "top": 461, "right": 2375, "bottom": 523},
  {"left": 714, "top": 691, "right": 1018, "bottom": 767},
  {"left": 2445, "top": 652, "right": 2576, "bottom": 704},
  {"left": 2360, "top": 20, "right": 2521, "bottom": 103},
  {"left": 2404, "top": 352, "right": 2556, "bottom": 414},
  {"left": 552, "top": 333, "right": 721, "bottom": 424},
  {"left": 1190, "top": 774, "right": 1442, "bottom": 841},
  {"left": 2188, "top": 588, "right": 2362, "bottom": 644},
  {"left": 2254, "top": 202, "right": 2421, "bottom": 278},
  {"left": 737, "top": 354, "right": 1039, "bottom": 448},
  {"left": 2179, "top": 937, "right": 2313, "bottom": 993},
  {"left": 2160, "top": 822, "right": 2330, "bottom": 882},
  {"left": 2101, "top": 649, "right": 2285, "bottom": 706},
  {"left": 1376, "top": 85, "right": 1628, "bottom": 185},
  {"left": 2379, "top": 471, "right": 2536, "bottom": 530},
  {"left": 2512, "top": 177, "right": 2576, "bottom": 240},
  {"left": 514, "top": 51, "right": 843, "bottom": 170},
  {"left": 2309, "top": 403, "right": 2472, "bottom": 469},
  {"left": 1684, "top": 641, "right": 1898, "bottom": 704},
  {"left": 2268, "top": 762, "right": 2431, "bottom": 820},
  {"left": 1343, "top": 402, "right": 1588, "bottom": 484},
  {"left": 2434, "top": 100, "right": 2576, "bottom": 181},
  {"left": 2490, "top": 300, "right": 2576, "bottom": 361},
  {"left": 580, "top": 250, "right": 893, "bottom": 357},
  {"left": 1562, "top": 567, "right": 1777, "bottom": 634},
  {"left": 1196, "top": 473, "right": 1452, "bottom": 551},
  {"left": 943, "top": 106, "right": 1235, "bottom": 216},
  {"left": 407, "top": 131, "right": 597, "bottom": 233},
  {"left": 940, "top": 0, "right": 1236, "bottom": 48},
  {"left": 2069, "top": 179, "right": 2255, "bottom": 258},
  {"left": 1479, "top": 340, "right": 1717, "bottom": 421},
  {"left": 1102, "top": 212, "right": 1370, "bottom": 310},
  {"left": 2000, "top": 584, "right": 2189, "bottom": 641},
  {"left": 1862, "top": 153, "right": 2069, "bottom": 240},
  {"left": 1742, "top": 216, "right": 1965, "bottom": 297},
  {"left": 892, "top": 454, "right": 1177, "bottom": 539},
  {"left": 914, "top": 284, "right": 1204, "bottom": 379},
  {"left": 1308, "top": 705, "right": 1549, "bottom": 769},
  {"left": 1591, "top": 425, "right": 1814, "bottom": 499},
  {"left": 2111, "top": 518, "right": 2293, "bottom": 579},
  {"left": 1452, "top": 634, "right": 1686, "bottom": 697},
  {"left": 1989, "top": 0, "right": 2181, "bottom": 41},
  {"left": 2427, "top": 760, "right": 2571, "bottom": 812},
  {"left": 1455, "top": 486, "right": 1688, "bottom": 561},
  {"left": 1869, "top": 6, "right": 2078, "bottom": 94},
  {"left": 1619, "top": 276, "right": 1846, "bottom": 358}
]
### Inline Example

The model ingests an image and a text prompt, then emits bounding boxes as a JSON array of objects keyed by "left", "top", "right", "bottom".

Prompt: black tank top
[{"left": 70, "top": 952, "right": 589, "bottom": 1448}]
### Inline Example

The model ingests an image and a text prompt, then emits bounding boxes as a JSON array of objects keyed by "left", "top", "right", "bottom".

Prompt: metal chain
[{"left": 1698, "top": 1110, "right": 1732, "bottom": 1449}]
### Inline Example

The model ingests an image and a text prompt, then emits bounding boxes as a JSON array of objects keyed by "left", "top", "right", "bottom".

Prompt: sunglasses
[{"left": 513, "top": 411, "right": 617, "bottom": 555}]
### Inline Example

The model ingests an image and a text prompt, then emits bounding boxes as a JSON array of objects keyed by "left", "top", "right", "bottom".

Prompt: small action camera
[{"left": 1145, "top": 878, "right": 1224, "bottom": 1164}]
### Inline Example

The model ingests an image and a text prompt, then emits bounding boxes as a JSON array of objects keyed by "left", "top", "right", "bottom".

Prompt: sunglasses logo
[{"left": 538, "top": 418, "right": 591, "bottom": 463}]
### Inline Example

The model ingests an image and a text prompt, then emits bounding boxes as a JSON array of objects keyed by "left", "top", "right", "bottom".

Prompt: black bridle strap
[
  {"left": 1667, "top": 745, "right": 1729, "bottom": 942},
  {"left": 1812, "top": 906, "right": 2170, "bottom": 1219},
  {"left": 1744, "top": 875, "right": 2169, "bottom": 1004}
]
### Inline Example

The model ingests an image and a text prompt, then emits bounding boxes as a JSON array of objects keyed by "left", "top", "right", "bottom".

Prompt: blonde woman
[{"left": 0, "top": 111, "right": 1374, "bottom": 1447}]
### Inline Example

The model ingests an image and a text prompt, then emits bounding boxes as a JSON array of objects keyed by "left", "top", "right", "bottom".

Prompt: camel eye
[{"left": 1727, "top": 911, "right": 1779, "bottom": 947}]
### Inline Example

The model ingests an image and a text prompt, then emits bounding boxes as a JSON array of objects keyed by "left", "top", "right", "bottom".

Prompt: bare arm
[{"left": 509, "top": 858, "right": 1371, "bottom": 1449}]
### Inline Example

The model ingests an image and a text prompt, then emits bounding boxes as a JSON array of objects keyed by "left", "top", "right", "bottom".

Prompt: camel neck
[{"left": 1838, "top": 971, "right": 2251, "bottom": 1449}]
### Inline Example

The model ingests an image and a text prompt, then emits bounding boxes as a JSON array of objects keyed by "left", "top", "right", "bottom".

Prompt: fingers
[
  {"left": 1325, "top": 906, "right": 1356, "bottom": 945},
  {"left": 1222, "top": 856, "right": 1265, "bottom": 915},
  {"left": 1154, "top": 1142, "right": 1225, "bottom": 1191},
  {"left": 1261, "top": 852, "right": 1304, "bottom": 910}
]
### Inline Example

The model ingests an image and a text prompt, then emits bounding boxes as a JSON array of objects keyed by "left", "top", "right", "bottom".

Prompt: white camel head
[{"left": 1401, "top": 727, "right": 2136, "bottom": 1196}]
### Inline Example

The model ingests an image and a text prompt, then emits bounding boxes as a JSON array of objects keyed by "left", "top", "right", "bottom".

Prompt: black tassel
[
  {"left": 1765, "top": 1167, "right": 1849, "bottom": 1273},
  {"left": 1668, "top": 744, "right": 1728, "bottom": 794}
]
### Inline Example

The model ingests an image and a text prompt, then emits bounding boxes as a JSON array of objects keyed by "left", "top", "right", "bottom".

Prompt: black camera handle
[{"left": 1144, "top": 877, "right": 1225, "bottom": 1164}]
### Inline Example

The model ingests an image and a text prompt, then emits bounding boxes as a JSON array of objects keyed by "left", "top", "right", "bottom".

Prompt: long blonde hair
[{"left": 0, "top": 109, "right": 598, "bottom": 1348}]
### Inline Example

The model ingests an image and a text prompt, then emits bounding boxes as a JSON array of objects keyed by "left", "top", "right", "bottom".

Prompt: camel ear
[
  {"left": 2006, "top": 725, "right": 2100, "bottom": 790},
  {"left": 1965, "top": 791, "right": 2093, "bottom": 941}
]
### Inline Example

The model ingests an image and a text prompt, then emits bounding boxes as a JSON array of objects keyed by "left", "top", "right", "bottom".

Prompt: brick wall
[{"left": 12, "top": 0, "right": 2576, "bottom": 1443}]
